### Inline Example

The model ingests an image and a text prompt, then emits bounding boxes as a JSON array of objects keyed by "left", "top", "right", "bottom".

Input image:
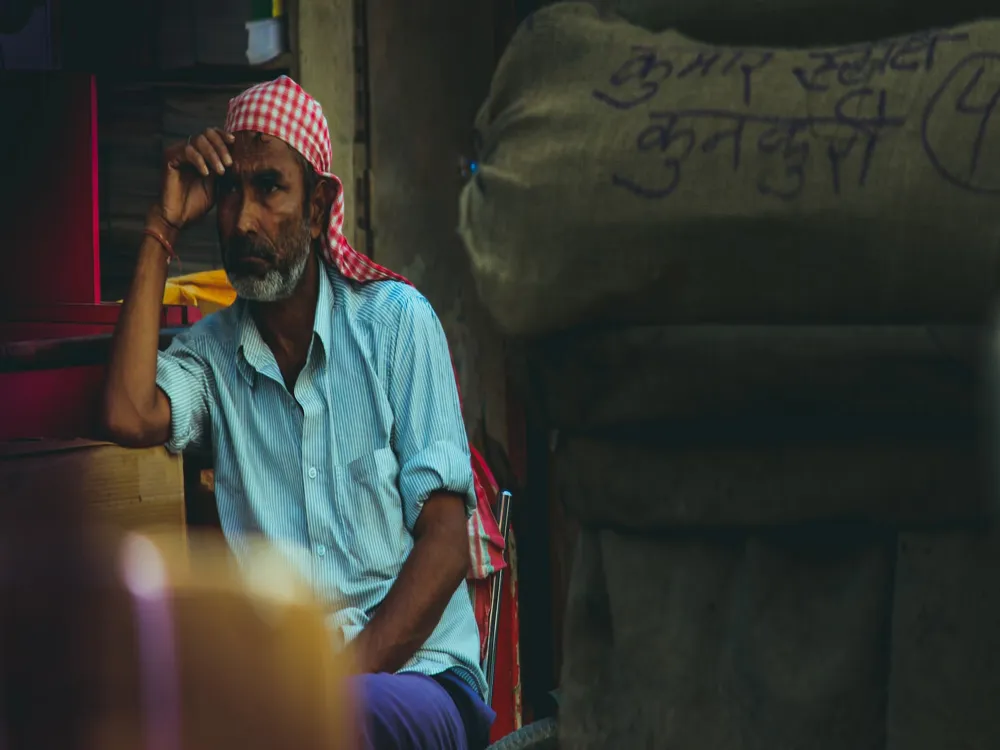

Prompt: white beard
[{"left": 228, "top": 247, "right": 310, "bottom": 302}]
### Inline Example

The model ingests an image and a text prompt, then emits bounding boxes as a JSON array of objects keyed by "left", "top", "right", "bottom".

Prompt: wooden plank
[
  {"left": 0, "top": 442, "right": 186, "bottom": 532},
  {"left": 0, "top": 328, "right": 183, "bottom": 373}
]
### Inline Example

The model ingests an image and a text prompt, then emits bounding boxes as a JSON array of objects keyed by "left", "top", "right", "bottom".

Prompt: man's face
[{"left": 216, "top": 132, "right": 315, "bottom": 302}]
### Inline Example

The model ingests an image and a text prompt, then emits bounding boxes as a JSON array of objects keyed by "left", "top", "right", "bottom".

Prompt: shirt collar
[
  {"left": 235, "top": 301, "right": 268, "bottom": 386},
  {"left": 235, "top": 262, "right": 337, "bottom": 386},
  {"left": 312, "top": 262, "right": 335, "bottom": 357}
]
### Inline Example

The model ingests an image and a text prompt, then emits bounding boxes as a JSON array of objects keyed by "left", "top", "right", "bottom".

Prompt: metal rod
[{"left": 483, "top": 490, "right": 513, "bottom": 707}]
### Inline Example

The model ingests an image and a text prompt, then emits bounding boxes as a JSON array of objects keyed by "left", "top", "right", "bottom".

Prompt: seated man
[{"left": 102, "top": 76, "right": 495, "bottom": 750}]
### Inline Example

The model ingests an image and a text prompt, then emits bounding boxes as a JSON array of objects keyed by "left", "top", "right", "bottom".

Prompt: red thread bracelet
[{"left": 143, "top": 227, "right": 177, "bottom": 264}]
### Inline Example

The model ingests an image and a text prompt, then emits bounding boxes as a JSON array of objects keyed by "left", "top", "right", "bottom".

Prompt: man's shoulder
[
  {"left": 166, "top": 303, "right": 242, "bottom": 357},
  {"left": 334, "top": 271, "right": 433, "bottom": 333}
]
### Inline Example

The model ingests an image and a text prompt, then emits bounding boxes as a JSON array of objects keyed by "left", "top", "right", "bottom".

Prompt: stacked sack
[
  {"left": 602, "top": 0, "right": 997, "bottom": 43},
  {"left": 460, "top": 5, "right": 1000, "bottom": 750},
  {"left": 460, "top": 3, "right": 1000, "bottom": 337}
]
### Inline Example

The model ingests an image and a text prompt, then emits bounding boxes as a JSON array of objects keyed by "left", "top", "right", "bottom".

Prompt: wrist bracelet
[{"left": 143, "top": 227, "right": 177, "bottom": 264}]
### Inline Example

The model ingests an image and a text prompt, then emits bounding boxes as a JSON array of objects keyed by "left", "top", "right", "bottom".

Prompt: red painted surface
[
  {"left": 502, "top": 386, "right": 529, "bottom": 735},
  {"left": 0, "top": 306, "right": 200, "bottom": 440},
  {"left": 471, "top": 563, "right": 523, "bottom": 744},
  {"left": 0, "top": 72, "right": 205, "bottom": 441},
  {"left": 488, "top": 543, "right": 523, "bottom": 743},
  {"left": 466, "top": 401, "right": 526, "bottom": 743},
  {"left": 0, "top": 73, "right": 100, "bottom": 309},
  {"left": 4, "top": 303, "right": 200, "bottom": 327},
  {"left": 1, "top": 305, "right": 201, "bottom": 341},
  {"left": 0, "top": 366, "right": 107, "bottom": 441},
  {"left": 0, "top": 322, "right": 115, "bottom": 340},
  {"left": 469, "top": 384, "right": 529, "bottom": 742}
]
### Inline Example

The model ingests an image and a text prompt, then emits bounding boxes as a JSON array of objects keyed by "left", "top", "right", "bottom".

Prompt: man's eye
[{"left": 261, "top": 181, "right": 280, "bottom": 194}]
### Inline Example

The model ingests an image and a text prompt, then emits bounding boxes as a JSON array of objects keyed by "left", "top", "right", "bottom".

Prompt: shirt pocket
[{"left": 335, "top": 446, "right": 409, "bottom": 580}]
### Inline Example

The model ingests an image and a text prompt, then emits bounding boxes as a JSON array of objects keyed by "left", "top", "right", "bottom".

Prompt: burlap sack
[
  {"left": 604, "top": 0, "right": 872, "bottom": 29},
  {"left": 459, "top": 3, "right": 1000, "bottom": 337},
  {"left": 600, "top": 0, "right": 996, "bottom": 42}
]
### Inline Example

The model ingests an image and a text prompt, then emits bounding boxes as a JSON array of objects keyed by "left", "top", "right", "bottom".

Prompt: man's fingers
[
  {"left": 167, "top": 129, "right": 235, "bottom": 175},
  {"left": 183, "top": 142, "right": 211, "bottom": 177},
  {"left": 204, "top": 128, "right": 234, "bottom": 169},
  {"left": 191, "top": 133, "right": 226, "bottom": 175}
]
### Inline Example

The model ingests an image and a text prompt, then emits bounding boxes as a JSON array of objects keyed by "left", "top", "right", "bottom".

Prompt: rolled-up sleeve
[
  {"left": 388, "top": 294, "right": 475, "bottom": 530},
  {"left": 155, "top": 333, "right": 214, "bottom": 454}
]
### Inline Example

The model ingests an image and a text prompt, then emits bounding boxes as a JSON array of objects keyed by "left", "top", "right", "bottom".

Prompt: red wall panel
[
  {"left": 0, "top": 73, "right": 100, "bottom": 309},
  {"left": 0, "top": 366, "right": 106, "bottom": 441}
]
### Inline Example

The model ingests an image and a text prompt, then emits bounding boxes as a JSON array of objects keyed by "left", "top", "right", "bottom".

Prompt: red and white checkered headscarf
[{"left": 224, "top": 75, "right": 407, "bottom": 285}]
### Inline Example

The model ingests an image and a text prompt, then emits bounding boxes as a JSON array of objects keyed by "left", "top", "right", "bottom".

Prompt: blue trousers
[{"left": 353, "top": 671, "right": 494, "bottom": 750}]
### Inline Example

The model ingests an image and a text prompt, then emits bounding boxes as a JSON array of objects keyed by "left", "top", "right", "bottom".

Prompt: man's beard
[{"left": 221, "top": 218, "right": 313, "bottom": 302}]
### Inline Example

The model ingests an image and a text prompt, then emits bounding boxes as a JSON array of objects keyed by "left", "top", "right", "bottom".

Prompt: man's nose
[{"left": 235, "top": 194, "right": 261, "bottom": 235}]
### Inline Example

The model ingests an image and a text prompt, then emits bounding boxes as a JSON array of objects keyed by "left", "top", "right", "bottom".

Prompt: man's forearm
[
  {"left": 351, "top": 492, "right": 469, "bottom": 674},
  {"left": 101, "top": 208, "right": 177, "bottom": 444}
]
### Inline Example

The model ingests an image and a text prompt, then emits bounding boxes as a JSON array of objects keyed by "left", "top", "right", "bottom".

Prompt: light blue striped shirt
[{"left": 155, "top": 263, "right": 486, "bottom": 697}]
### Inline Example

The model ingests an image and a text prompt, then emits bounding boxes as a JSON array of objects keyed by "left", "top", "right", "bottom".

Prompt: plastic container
[{"left": 245, "top": 16, "right": 284, "bottom": 65}]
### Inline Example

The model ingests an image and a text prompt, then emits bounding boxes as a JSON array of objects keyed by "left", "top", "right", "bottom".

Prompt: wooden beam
[{"left": 0, "top": 329, "right": 183, "bottom": 373}]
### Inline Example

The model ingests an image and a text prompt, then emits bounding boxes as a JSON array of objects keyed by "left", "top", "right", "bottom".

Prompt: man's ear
[{"left": 309, "top": 178, "right": 339, "bottom": 240}]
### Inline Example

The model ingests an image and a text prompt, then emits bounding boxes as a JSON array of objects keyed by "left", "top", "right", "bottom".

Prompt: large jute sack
[
  {"left": 600, "top": 0, "right": 997, "bottom": 44},
  {"left": 458, "top": 3, "right": 1000, "bottom": 338}
]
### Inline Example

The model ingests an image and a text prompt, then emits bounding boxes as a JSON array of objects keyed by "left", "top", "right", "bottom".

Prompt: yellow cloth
[{"left": 161, "top": 269, "right": 237, "bottom": 315}]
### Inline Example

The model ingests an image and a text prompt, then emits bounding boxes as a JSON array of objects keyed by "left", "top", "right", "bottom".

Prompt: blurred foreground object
[
  {"left": 0, "top": 491, "right": 355, "bottom": 750},
  {"left": 460, "top": 4, "right": 1000, "bottom": 337}
]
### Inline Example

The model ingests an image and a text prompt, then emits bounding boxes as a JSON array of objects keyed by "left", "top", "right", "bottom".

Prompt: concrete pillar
[{"left": 295, "top": 0, "right": 357, "bottom": 247}]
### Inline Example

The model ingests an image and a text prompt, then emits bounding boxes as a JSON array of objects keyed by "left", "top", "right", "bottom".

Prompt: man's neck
[{"left": 249, "top": 252, "right": 320, "bottom": 368}]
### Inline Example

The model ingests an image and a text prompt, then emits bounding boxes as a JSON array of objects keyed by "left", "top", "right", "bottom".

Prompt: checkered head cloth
[{"left": 224, "top": 75, "right": 407, "bottom": 284}]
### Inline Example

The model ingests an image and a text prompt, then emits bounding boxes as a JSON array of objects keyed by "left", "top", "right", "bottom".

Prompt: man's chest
[
  {"left": 207, "top": 372, "right": 411, "bottom": 575},
  {"left": 212, "top": 360, "right": 397, "bottom": 471}
]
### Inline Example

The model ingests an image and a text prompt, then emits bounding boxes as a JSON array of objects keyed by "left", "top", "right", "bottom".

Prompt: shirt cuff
[
  {"left": 398, "top": 440, "right": 476, "bottom": 529},
  {"left": 155, "top": 352, "right": 202, "bottom": 455}
]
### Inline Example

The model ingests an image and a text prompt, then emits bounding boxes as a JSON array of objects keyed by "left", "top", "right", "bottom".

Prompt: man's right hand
[{"left": 159, "top": 128, "right": 236, "bottom": 230}]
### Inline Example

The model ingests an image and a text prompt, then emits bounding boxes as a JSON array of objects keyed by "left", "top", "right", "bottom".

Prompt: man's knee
[{"left": 353, "top": 673, "right": 468, "bottom": 750}]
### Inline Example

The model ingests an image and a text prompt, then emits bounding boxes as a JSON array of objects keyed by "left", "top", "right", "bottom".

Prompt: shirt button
[
  {"left": 316, "top": 544, "right": 327, "bottom": 557},
  {"left": 307, "top": 467, "right": 317, "bottom": 479}
]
